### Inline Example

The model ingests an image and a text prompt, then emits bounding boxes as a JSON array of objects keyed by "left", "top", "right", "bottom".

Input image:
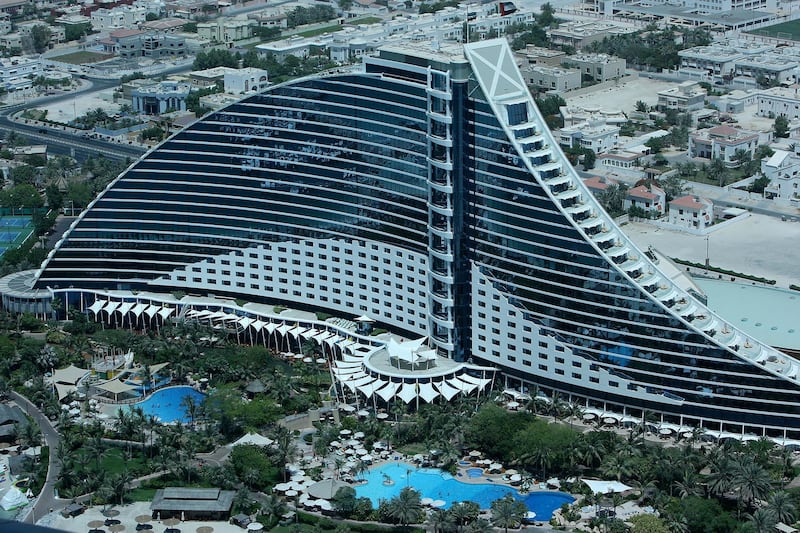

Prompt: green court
[
  {"left": 747, "top": 20, "right": 800, "bottom": 41},
  {"left": 0, "top": 216, "right": 34, "bottom": 257}
]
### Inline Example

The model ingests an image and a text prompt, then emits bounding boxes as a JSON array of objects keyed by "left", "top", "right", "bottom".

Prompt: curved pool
[
  {"left": 131, "top": 386, "right": 206, "bottom": 424},
  {"left": 354, "top": 463, "right": 574, "bottom": 520}
]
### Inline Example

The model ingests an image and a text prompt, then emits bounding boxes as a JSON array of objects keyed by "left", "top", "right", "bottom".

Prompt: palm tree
[
  {"left": 260, "top": 493, "right": 287, "bottom": 528},
  {"left": 181, "top": 394, "right": 200, "bottom": 428},
  {"left": 734, "top": 457, "right": 772, "bottom": 514},
  {"left": 490, "top": 494, "right": 527, "bottom": 533},
  {"left": 672, "top": 468, "right": 702, "bottom": 499},
  {"left": 766, "top": 491, "right": 796, "bottom": 524},
  {"left": 428, "top": 509, "right": 454, "bottom": 533},
  {"left": 271, "top": 426, "right": 298, "bottom": 480},
  {"left": 387, "top": 487, "right": 422, "bottom": 529},
  {"left": 465, "top": 518, "right": 493, "bottom": 533},
  {"left": 748, "top": 508, "right": 777, "bottom": 533},
  {"left": 449, "top": 502, "right": 479, "bottom": 533}
]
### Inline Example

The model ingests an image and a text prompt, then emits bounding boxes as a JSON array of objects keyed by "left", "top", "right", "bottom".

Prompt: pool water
[
  {"left": 466, "top": 468, "right": 484, "bottom": 478},
  {"left": 131, "top": 386, "right": 206, "bottom": 424},
  {"left": 354, "top": 463, "right": 574, "bottom": 520}
]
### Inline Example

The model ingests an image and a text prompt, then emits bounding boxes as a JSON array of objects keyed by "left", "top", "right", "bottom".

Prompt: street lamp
[{"left": 705, "top": 235, "right": 710, "bottom": 268}]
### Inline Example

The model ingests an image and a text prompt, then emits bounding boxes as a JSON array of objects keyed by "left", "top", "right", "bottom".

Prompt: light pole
[{"left": 705, "top": 235, "right": 710, "bottom": 268}]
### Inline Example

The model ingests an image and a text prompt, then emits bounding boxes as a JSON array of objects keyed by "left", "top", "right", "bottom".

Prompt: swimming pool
[
  {"left": 131, "top": 386, "right": 206, "bottom": 424},
  {"left": 354, "top": 463, "right": 574, "bottom": 520},
  {"left": 466, "top": 468, "right": 484, "bottom": 478}
]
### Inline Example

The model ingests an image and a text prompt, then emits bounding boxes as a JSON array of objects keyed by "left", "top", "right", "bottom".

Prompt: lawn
[
  {"left": 293, "top": 25, "right": 343, "bottom": 38},
  {"left": 50, "top": 51, "right": 113, "bottom": 64},
  {"left": 347, "top": 17, "right": 382, "bottom": 24},
  {"left": 747, "top": 19, "right": 800, "bottom": 40}
]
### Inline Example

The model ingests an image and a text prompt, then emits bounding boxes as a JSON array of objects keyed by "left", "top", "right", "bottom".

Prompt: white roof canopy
[{"left": 583, "top": 480, "right": 633, "bottom": 494}]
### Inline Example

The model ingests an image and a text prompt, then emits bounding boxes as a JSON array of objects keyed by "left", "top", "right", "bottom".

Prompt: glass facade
[{"left": 32, "top": 40, "right": 800, "bottom": 436}]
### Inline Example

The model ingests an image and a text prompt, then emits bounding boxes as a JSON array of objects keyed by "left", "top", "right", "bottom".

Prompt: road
[
  {"left": 0, "top": 61, "right": 194, "bottom": 163},
  {"left": 9, "top": 391, "right": 63, "bottom": 524}
]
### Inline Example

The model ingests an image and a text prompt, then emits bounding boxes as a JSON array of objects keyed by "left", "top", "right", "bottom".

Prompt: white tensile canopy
[
  {"left": 88, "top": 300, "right": 106, "bottom": 314},
  {"left": 0, "top": 487, "right": 27, "bottom": 510},
  {"left": 94, "top": 379, "right": 138, "bottom": 401},
  {"left": 230, "top": 432, "right": 274, "bottom": 448},
  {"left": 53, "top": 364, "right": 88, "bottom": 386},
  {"left": 354, "top": 315, "right": 375, "bottom": 322},
  {"left": 583, "top": 479, "right": 633, "bottom": 494}
]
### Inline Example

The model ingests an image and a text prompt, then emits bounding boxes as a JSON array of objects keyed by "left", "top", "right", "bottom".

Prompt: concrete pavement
[{"left": 10, "top": 392, "right": 65, "bottom": 525}]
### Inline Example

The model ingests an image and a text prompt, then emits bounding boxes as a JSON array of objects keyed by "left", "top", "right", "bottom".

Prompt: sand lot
[{"left": 623, "top": 214, "right": 800, "bottom": 288}]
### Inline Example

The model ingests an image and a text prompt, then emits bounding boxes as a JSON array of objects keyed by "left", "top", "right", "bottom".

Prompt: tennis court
[{"left": 0, "top": 216, "right": 34, "bottom": 257}]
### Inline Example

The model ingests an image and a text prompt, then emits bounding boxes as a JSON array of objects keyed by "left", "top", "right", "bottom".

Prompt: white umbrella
[
  {"left": 489, "top": 463, "right": 503, "bottom": 472},
  {"left": 376, "top": 413, "right": 389, "bottom": 419},
  {"left": 372, "top": 442, "right": 386, "bottom": 450},
  {"left": 247, "top": 522, "right": 264, "bottom": 532},
  {"left": 357, "top": 410, "right": 369, "bottom": 417},
  {"left": 340, "top": 405, "right": 356, "bottom": 413},
  {"left": 285, "top": 490, "right": 298, "bottom": 497},
  {"left": 353, "top": 431, "right": 365, "bottom": 439},
  {"left": 469, "top": 450, "right": 482, "bottom": 458},
  {"left": 318, "top": 500, "right": 332, "bottom": 511},
  {"left": 432, "top": 500, "right": 446, "bottom": 508},
  {"left": 510, "top": 474, "right": 522, "bottom": 482},
  {"left": 356, "top": 448, "right": 368, "bottom": 455},
  {"left": 505, "top": 469, "right": 518, "bottom": 475},
  {"left": 329, "top": 441, "right": 341, "bottom": 448},
  {"left": 421, "top": 498, "right": 434, "bottom": 506},
  {"left": 507, "top": 401, "right": 520, "bottom": 409},
  {"left": 340, "top": 429, "right": 352, "bottom": 436}
]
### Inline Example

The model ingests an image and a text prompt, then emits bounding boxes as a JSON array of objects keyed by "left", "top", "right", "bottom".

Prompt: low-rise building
[
  {"left": 762, "top": 149, "right": 800, "bottom": 201},
  {"left": 689, "top": 124, "right": 760, "bottom": 167},
  {"left": 0, "top": 56, "right": 41, "bottom": 92},
  {"left": 559, "top": 121, "right": 619, "bottom": 153},
  {"left": 91, "top": 5, "right": 148, "bottom": 32},
  {"left": 256, "top": 37, "right": 311, "bottom": 61},
  {"left": 197, "top": 17, "right": 256, "bottom": 43},
  {"left": 116, "top": 31, "right": 187, "bottom": 59},
  {"left": 523, "top": 65, "right": 581, "bottom": 93},
  {"left": 598, "top": 150, "right": 642, "bottom": 170},
  {"left": 16, "top": 22, "right": 65, "bottom": 48},
  {"left": 190, "top": 66, "right": 237, "bottom": 88},
  {"left": 560, "top": 105, "right": 627, "bottom": 127},
  {"left": 151, "top": 488, "right": 236, "bottom": 521},
  {"left": 757, "top": 86, "right": 800, "bottom": 120},
  {"left": 224, "top": 67, "right": 269, "bottom": 94},
  {"left": 563, "top": 53, "right": 626, "bottom": 82},
  {"left": 657, "top": 81, "right": 707, "bottom": 112},
  {"left": 139, "top": 18, "right": 187, "bottom": 33},
  {"left": 669, "top": 195, "right": 713, "bottom": 230},
  {"left": 583, "top": 175, "right": 619, "bottom": 194},
  {"left": 515, "top": 45, "right": 565, "bottom": 67},
  {"left": 131, "top": 80, "right": 192, "bottom": 114},
  {"left": 547, "top": 20, "right": 635, "bottom": 50},
  {"left": 625, "top": 184, "right": 666, "bottom": 215}
]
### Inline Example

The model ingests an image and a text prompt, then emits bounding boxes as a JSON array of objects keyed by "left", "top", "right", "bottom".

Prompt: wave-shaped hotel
[{"left": 4, "top": 39, "right": 800, "bottom": 442}]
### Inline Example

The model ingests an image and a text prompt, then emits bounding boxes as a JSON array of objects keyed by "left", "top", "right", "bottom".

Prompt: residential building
[
  {"left": 140, "top": 18, "right": 187, "bottom": 34},
  {"left": 116, "top": 31, "right": 187, "bottom": 59},
  {"left": 656, "top": 81, "right": 707, "bottom": 112},
  {"left": 598, "top": 150, "right": 642, "bottom": 170},
  {"left": 515, "top": 45, "right": 565, "bottom": 67},
  {"left": 91, "top": 5, "right": 148, "bottom": 31},
  {"left": 560, "top": 105, "right": 627, "bottom": 128},
  {"left": 689, "top": 124, "right": 760, "bottom": 167},
  {"left": 16, "top": 22, "right": 65, "bottom": 48},
  {"left": 757, "top": 86, "right": 800, "bottom": 120},
  {"left": 547, "top": 20, "right": 635, "bottom": 50},
  {"left": 6, "top": 39, "right": 800, "bottom": 440},
  {"left": 563, "top": 53, "right": 626, "bottom": 82},
  {"left": 583, "top": 175, "right": 619, "bottom": 194},
  {"left": 196, "top": 17, "right": 256, "bottom": 43},
  {"left": 190, "top": 66, "right": 237, "bottom": 89},
  {"left": 131, "top": 80, "right": 192, "bottom": 114},
  {"left": 762, "top": 149, "right": 800, "bottom": 201},
  {"left": 523, "top": 65, "right": 581, "bottom": 93},
  {"left": 224, "top": 67, "right": 269, "bottom": 95},
  {"left": 0, "top": 56, "right": 41, "bottom": 92},
  {"left": 559, "top": 121, "right": 620, "bottom": 153},
  {"left": 669, "top": 195, "right": 713, "bottom": 229},
  {"left": 625, "top": 184, "right": 666, "bottom": 215}
]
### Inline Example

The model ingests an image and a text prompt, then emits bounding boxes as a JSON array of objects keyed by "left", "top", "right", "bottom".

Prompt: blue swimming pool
[
  {"left": 131, "top": 386, "right": 206, "bottom": 424},
  {"left": 354, "top": 463, "right": 574, "bottom": 520},
  {"left": 466, "top": 468, "right": 484, "bottom": 478}
]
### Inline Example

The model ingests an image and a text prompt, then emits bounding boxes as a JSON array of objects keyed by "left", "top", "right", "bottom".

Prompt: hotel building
[{"left": 7, "top": 39, "right": 800, "bottom": 440}]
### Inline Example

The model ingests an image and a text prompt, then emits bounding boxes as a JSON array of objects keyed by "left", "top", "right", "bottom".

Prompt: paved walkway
[{"left": 10, "top": 391, "right": 65, "bottom": 524}]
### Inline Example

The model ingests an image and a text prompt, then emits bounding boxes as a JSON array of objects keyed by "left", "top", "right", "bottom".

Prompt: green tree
[
  {"left": 490, "top": 495, "right": 527, "bottom": 533},
  {"left": 774, "top": 115, "right": 790, "bottom": 138},
  {"left": 333, "top": 486, "right": 357, "bottom": 517},
  {"left": 387, "top": 487, "right": 423, "bottom": 528},
  {"left": 748, "top": 508, "right": 777, "bottom": 533},
  {"left": 766, "top": 491, "right": 795, "bottom": 524},
  {"left": 31, "top": 24, "right": 52, "bottom": 53},
  {"left": 707, "top": 157, "right": 727, "bottom": 187},
  {"left": 635, "top": 100, "right": 649, "bottom": 113},
  {"left": 629, "top": 514, "right": 669, "bottom": 533}
]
